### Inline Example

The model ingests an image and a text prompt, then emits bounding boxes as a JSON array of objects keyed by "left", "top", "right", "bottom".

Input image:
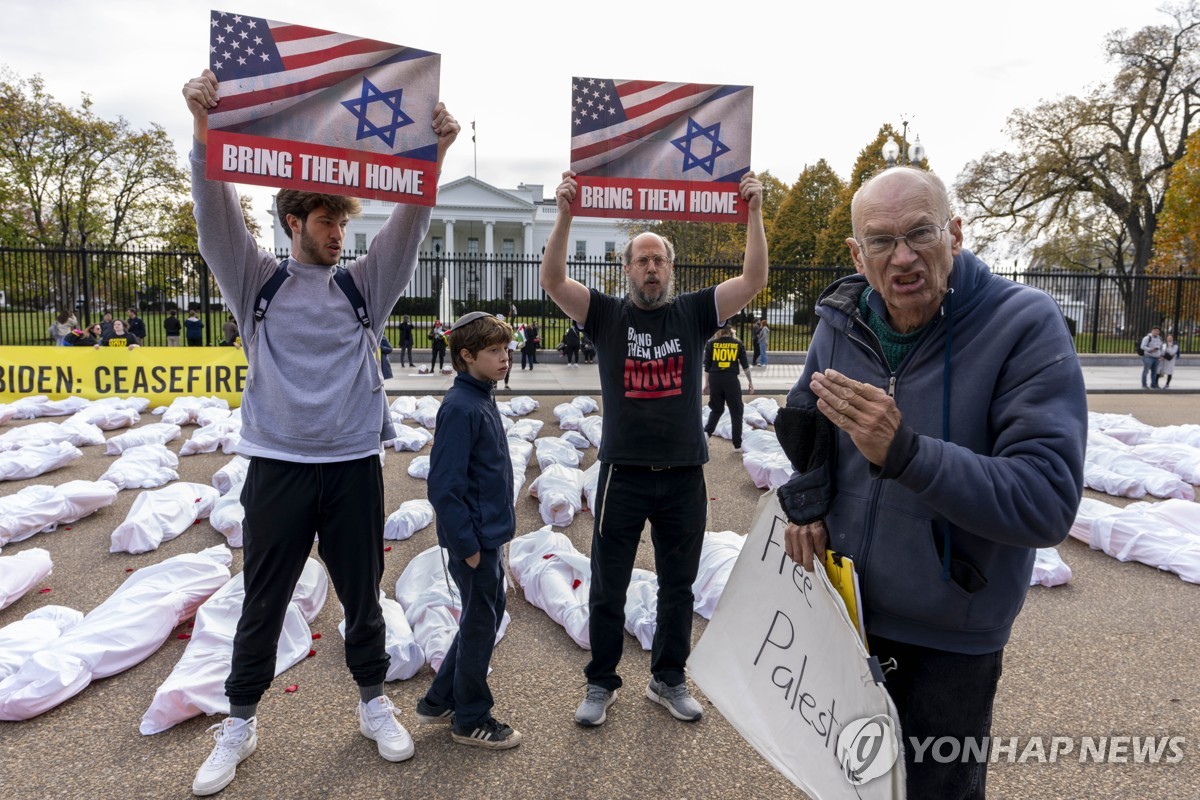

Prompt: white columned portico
[
  {"left": 443, "top": 219, "right": 457, "bottom": 309},
  {"left": 484, "top": 220, "right": 496, "bottom": 297}
]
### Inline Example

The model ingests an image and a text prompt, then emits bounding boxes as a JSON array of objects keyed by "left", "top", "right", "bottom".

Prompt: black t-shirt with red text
[{"left": 585, "top": 287, "right": 718, "bottom": 466}]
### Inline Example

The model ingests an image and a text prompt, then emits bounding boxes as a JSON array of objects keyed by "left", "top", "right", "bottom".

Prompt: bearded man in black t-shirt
[{"left": 539, "top": 169, "right": 768, "bottom": 728}]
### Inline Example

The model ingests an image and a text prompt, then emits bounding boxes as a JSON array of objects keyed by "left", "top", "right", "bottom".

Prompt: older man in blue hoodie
[{"left": 777, "top": 167, "right": 1086, "bottom": 800}]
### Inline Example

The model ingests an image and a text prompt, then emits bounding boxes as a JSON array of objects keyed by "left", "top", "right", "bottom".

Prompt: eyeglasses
[
  {"left": 856, "top": 218, "right": 951, "bottom": 260},
  {"left": 631, "top": 255, "right": 671, "bottom": 269}
]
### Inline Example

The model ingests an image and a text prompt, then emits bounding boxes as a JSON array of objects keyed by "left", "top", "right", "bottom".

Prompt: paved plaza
[{"left": 0, "top": 361, "right": 1196, "bottom": 800}]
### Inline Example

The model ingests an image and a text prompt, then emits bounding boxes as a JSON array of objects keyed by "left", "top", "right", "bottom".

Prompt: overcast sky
[{"left": 1, "top": 0, "right": 1170, "bottom": 251}]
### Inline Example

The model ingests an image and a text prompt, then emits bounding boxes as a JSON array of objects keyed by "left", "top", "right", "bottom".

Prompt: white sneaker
[
  {"left": 359, "top": 696, "right": 415, "bottom": 762},
  {"left": 192, "top": 717, "right": 257, "bottom": 796}
]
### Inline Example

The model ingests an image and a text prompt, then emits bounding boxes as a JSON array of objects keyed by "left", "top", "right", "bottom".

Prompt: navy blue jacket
[
  {"left": 428, "top": 372, "right": 516, "bottom": 560},
  {"left": 787, "top": 250, "right": 1086, "bottom": 654}
]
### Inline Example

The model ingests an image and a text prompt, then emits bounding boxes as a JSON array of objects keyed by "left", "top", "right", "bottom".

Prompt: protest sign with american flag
[
  {"left": 569, "top": 77, "right": 753, "bottom": 223},
  {"left": 205, "top": 10, "right": 441, "bottom": 205}
]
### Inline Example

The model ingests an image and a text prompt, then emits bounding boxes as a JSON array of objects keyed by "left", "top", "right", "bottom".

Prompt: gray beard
[{"left": 628, "top": 274, "right": 674, "bottom": 310}]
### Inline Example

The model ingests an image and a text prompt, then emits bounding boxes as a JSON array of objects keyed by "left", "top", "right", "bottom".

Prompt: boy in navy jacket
[{"left": 419, "top": 311, "right": 521, "bottom": 749}]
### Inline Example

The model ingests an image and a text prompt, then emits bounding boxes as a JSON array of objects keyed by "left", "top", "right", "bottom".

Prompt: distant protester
[
  {"left": 96, "top": 319, "right": 140, "bottom": 349},
  {"left": 185, "top": 310, "right": 204, "bottom": 347},
  {"left": 164, "top": 310, "right": 183, "bottom": 346}
]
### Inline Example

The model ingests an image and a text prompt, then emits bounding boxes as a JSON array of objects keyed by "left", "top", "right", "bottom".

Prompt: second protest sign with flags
[
  {"left": 205, "top": 9, "right": 441, "bottom": 205},
  {"left": 569, "top": 77, "right": 753, "bottom": 223}
]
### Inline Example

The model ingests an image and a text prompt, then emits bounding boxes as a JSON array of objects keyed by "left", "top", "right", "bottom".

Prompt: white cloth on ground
[
  {"left": 211, "top": 455, "right": 250, "bottom": 496},
  {"left": 0, "top": 548, "right": 53, "bottom": 611},
  {"left": 582, "top": 461, "right": 600, "bottom": 516},
  {"left": 577, "top": 416, "right": 603, "bottom": 449},
  {"left": 0, "top": 480, "right": 119, "bottom": 548},
  {"left": 1030, "top": 547, "right": 1073, "bottom": 587},
  {"left": 506, "top": 418, "right": 544, "bottom": 442},
  {"left": 691, "top": 531, "right": 744, "bottom": 618},
  {"left": 0, "top": 545, "right": 232, "bottom": 720},
  {"left": 412, "top": 396, "right": 441, "bottom": 429},
  {"left": 67, "top": 404, "right": 140, "bottom": 431},
  {"left": 0, "top": 418, "right": 104, "bottom": 451},
  {"left": 179, "top": 414, "right": 243, "bottom": 456},
  {"left": 339, "top": 592, "right": 424, "bottom": 682},
  {"left": 528, "top": 464, "right": 586, "bottom": 526},
  {"left": 104, "top": 423, "right": 182, "bottom": 455},
  {"left": 534, "top": 437, "right": 583, "bottom": 470},
  {"left": 508, "top": 438, "right": 533, "bottom": 502},
  {"left": 559, "top": 430, "right": 591, "bottom": 451},
  {"left": 1071, "top": 498, "right": 1200, "bottom": 583},
  {"left": 384, "top": 499, "right": 434, "bottom": 541},
  {"left": 4, "top": 396, "right": 92, "bottom": 420},
  {"left": 508, "top": 396, "right": 538, "bottom": 416},
  {"left": 740, "top": 430, "right": 794, "bottom": 489},
  {"left": 508, "top": 527, "right": 592, "bottom": 648},
  {"left": 209, "top": 480, "right": 246, "bottom": 547},
  {"left": 0, "top": 441, "right": 82, "bottom": 481},
  {"left": 389, "top": 396, "right": 417, "bottom": 419},
  {"left": 99, "top": 444, "right": 180, "bottom": 490},
  {"left": 569, "top": 396, "right": 599, "bottom": 414},
  {"left": 394, "top": 545, "right": 511, "bottom": 672},
  {"left": 153, "top": 396, "right": 230, "bottom": 427},
  {"left": 138, "top": 559, "right": 327, "bottom": 734},
  {"left": 385, "top": 425, "right": 434, "bottom": 452},
  {"left": 0, "top": 605, "right": 84, "bottom": 679},
  {"left": 747, "top": 397, "right": 779, "bottom": 424},
  {"left": 553, "top": 403, "right": 585, "bottom": 431},
  {"left": 1086, "top": 447, "right": 1195, "bottom": 500},
  {"left": 407, "top": 456, "right": 431, "bottom": 480},
  {"left": 109, "top": 482, "right": 222, "bottom": 554}
]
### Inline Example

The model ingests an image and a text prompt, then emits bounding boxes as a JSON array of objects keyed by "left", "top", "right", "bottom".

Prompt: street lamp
[{"left": 882, "top": 118, "right": 927, "bottom": 167}]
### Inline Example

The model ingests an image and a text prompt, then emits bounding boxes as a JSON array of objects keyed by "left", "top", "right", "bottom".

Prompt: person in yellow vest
[{"left": 702, "top": 324, "right": 753, "bottom": 451}]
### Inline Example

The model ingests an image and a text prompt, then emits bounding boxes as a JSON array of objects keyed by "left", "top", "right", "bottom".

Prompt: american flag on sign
[
  {"left": 207, "top": 10, "right": 440, "bottom": 160},
  {"left": 570, "top": 77, "right": 752, "bottom": 182}
]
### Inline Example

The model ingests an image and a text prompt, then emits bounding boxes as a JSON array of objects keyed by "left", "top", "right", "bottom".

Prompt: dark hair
[
  {"left": 276, "top": 190, "right": 362, "bottom": 225},
  {"left": 448, "top": 316, "right": 513, "bottom": 373}
]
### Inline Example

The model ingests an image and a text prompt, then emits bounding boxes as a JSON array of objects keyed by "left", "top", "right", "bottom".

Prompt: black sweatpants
[
  {"left": 703, "top": 371, "right": 745, "bottom": 447},
  {"left": 225, "top": 455, "right": 389, "bottom": 705},
  {"left": 585, "top": 464, "right": 707, "bottom": 690}
]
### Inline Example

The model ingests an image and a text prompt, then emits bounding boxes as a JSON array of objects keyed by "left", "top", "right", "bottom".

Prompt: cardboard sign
[
  {"left": 205, "top": 10, "right": 441, "bottom": 205},
  {"left": 689, "top": 493, "right": 906, "bottom": 799},
  {"left": 569, "top": 76, "right": 752, "bottom": 223}
]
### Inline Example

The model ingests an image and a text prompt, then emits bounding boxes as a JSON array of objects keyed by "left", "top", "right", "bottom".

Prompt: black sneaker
[
  {"left": 415, "top": 696, "right": 454, "bottom": 725},
  {"left": 450, "top": 717, "right": 522, "bottom": 750}
]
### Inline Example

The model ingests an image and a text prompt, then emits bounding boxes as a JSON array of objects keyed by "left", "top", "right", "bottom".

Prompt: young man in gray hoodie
[{"left": 182, "top": 68, "right": 458, "bottom": 796}]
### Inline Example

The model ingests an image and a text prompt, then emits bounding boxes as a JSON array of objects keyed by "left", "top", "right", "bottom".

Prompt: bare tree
[{"left": 956, "top": 3, "right": 1200, "bottom": 330}]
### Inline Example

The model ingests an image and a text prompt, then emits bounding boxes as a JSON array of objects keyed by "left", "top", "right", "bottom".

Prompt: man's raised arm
[
  {"left": 714, "top": 172, "right": 768, "bottom": 322},
  {"left": 539, "top": 171, "right": 592, "bottom": 325},
  {"left": 182, "top": 69, "right": 218, "bottom": 145}
]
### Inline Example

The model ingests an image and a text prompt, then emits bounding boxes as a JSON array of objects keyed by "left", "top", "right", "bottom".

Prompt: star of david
[
  {"left": 340, "top": 78, "right": 413, "bottom": 149},
  {"left": 670, "top": 117, "right": 731, "bottom": 176}
]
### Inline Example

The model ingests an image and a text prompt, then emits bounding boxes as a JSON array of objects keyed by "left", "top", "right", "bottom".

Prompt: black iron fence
[{"left": 2, "top": 242, "right": 1198, "bottom": 356}]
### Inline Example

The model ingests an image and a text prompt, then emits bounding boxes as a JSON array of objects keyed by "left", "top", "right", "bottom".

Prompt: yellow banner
[{"left": 0, "top": 347, "right": 248, "bottom": 407}]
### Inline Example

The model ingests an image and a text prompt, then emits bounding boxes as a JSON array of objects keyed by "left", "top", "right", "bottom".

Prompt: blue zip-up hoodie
[
  {"left": 428, "top": 372, "right": 516, "bottom": 560},
  {"left": 786, "top": 250, "right": 1086, "bottom": 654}
]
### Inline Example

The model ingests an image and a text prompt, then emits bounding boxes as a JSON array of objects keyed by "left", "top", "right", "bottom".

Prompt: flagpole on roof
[{"left": 471, "top": 120, "right": 477, "bottom": 179}]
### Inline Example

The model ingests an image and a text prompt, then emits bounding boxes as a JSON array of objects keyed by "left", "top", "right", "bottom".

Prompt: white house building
[{"left": 270, "top": 176, "right": 629, "bottom": 304}]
